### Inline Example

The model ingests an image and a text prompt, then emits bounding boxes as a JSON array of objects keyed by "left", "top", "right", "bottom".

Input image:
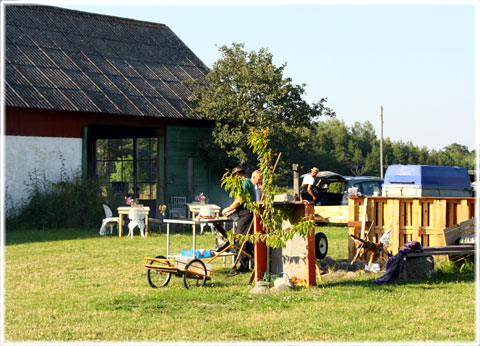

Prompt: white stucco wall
[{"left": 4, "top": 135, "right": 82, "bottom": 213}]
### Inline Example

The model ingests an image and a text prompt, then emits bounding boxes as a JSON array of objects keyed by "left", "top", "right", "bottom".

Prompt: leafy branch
[{"left": 221, "top": 127, "right": 316, "bottom": 248}]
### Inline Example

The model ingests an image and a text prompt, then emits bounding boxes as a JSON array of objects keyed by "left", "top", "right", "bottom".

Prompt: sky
[{"left": 23, "top": 0, "right": 478, "bottom": 151}]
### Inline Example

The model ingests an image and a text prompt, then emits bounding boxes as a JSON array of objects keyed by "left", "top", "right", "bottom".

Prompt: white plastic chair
[
  {"left": 169, "top": 197, "right": 187, "bottom": 232},
  {"left": 99, "top": 204, "right": 119, "bottom": 236},
  {"left": 200, "top": 222, "right": 215, "bottom": 235},
  {"left": 128, "top": 206, "right": 145, "bottom": 238},
  {"left": 169, "top": 197, "right": 186, "bottom": 219}
]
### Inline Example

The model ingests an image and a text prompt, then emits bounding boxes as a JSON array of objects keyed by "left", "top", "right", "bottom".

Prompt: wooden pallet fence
[
  {"left": 313, "top": 205, "right": 348, "bottom": 224},
  {"left": 347, "top": 196, "right": 476, "bottom": 260}
]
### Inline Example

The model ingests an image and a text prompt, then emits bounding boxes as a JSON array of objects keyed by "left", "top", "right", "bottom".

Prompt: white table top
[
  {"left": 163, "top": 217, "right": 229, "bottom": 225},
  {"left": 185, "top": 203, "right": 221, "bottom": 210},
  {"left": 118, "top": 205, "right": 150, "bottom": 212}
]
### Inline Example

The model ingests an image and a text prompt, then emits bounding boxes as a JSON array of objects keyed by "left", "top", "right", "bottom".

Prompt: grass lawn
[{"left": 4, "top": 225, "right": 476, "bottom": 342}]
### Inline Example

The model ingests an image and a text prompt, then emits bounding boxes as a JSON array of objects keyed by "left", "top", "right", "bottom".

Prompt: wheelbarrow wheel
[
  {"left": 183, "top": 259, "right": 207, "bottom": 289},
  {"left": 315, "top": 232, "right": 328, "bottom": 260},
  {"left": 147, "top": 255, "right": 171, "bottom": 288}
]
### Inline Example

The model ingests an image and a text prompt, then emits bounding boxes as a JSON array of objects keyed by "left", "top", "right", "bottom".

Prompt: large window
[{"left": 96, "top": 137, "right": 157, "bottom": 200}]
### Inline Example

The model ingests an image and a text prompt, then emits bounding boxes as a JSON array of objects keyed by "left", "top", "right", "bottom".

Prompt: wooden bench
[{"left": 404, "top": 245, "right": 475, "bottom": 259}]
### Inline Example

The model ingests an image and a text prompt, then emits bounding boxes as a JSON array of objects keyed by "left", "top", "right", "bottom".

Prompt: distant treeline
[{"left": 296, "top": 118, "right": 476, "bottom": 178}]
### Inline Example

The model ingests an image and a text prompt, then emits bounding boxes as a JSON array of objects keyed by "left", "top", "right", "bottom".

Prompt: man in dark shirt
[{"left": 222, "top": 166, "right": 256, "bottom": 275}]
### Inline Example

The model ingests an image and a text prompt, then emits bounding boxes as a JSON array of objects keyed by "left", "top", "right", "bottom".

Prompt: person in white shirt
[
  {"left": 251, "top": 170, "right": 262, "bottom": 202},
  {"left": 301, "top": 167, "right": 320, "bottom": 203}
]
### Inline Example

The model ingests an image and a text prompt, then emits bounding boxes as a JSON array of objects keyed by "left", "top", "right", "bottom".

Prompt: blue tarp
[{"left": 181, "top": 249, "right": 212, "bottom": 258}]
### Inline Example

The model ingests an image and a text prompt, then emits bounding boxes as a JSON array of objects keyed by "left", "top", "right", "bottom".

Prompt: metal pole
[{"left": 380, "top": 105, "right": 384, "bottom": 179}]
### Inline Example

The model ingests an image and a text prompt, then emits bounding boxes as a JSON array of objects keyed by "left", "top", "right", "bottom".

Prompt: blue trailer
[{"left": 382, "top": 165, "right": 473, "bottom": 197}]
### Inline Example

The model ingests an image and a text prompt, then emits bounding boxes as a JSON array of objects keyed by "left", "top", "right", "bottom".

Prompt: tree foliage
[
  {"left": 189, "top": 43, "right": 474, "bottom": 185},
  {"left": 189, "top": 43, "right": 334, "bottom": 181},
  {"left": 302, "top": 118, "right": 476, "bottom": 177}
]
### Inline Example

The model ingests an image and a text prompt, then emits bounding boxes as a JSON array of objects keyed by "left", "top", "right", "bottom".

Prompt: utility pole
[{"left": 380, "top": 105, "right": 384, "bottom": 178}]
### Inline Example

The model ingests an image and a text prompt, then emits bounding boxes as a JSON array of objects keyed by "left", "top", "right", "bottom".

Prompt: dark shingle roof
[{"left": 5, "top": 5, "right": 209, "bottom": 119}]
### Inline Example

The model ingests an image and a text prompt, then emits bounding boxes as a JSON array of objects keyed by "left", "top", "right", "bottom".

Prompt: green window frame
[{"left": 95, "top": 137, "right": 158, "bottom": 200}]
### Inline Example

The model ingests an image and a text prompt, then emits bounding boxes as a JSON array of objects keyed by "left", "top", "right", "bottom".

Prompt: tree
[
  {"left": 189, "top": 43, "right": 334, "bottom": 182},
  {"left": 221, "top": 127, "right": 315, "bottom": 249},
  {"left": 310, "top": 119, "right": 381, "bottom": 176},
  {"left": 109, "top": 154, "right": 134, "bottom": 182},
  {"left": 306, "top": 119, "right": 476, "bottom": 177},
  {"left": 441, "top": 143, "right": 476, "bottom": 169}
]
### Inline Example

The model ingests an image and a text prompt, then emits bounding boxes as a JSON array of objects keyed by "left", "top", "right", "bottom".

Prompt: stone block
[{"left": 398, "top": 255, "right": 434, "bottom": 281}]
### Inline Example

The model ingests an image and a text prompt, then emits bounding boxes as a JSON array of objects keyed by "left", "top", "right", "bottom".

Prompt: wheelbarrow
[
  {"left": 144, "top": 256, "right": 213, "bottom": 289},
  {"left": 144, "top": 243, "right": 252, "bottom": 289}
]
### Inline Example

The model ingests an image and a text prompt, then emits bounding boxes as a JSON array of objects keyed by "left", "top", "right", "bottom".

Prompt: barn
[{"left": 4, "top": 5, "right": 230, "bottom": 217}]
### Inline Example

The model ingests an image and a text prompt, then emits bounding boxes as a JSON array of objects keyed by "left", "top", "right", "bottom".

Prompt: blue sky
[{"left": 36, "top": 1, "right": 477, "bottom": 151}]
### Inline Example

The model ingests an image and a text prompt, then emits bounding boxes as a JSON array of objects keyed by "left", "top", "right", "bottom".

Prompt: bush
[
  {"left": 435, "top": 257, "right": 475, "bottom": 276},
  {"left": 6, "top": 169, "right": 105, "bottom": 230}
]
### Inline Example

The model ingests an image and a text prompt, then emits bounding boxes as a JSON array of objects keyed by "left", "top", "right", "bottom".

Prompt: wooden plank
[
  {"left": 459, "top": 199, "right": 470, "bottom": 221},
  {"left": 360, "top": 197, "right": 368, "bottom": 239},
  {"left": 348, "top": 196, "right": 357, "bottom": 221},
  {"left": 422, "top": 201, "right": 428, "bottom": 228},
  {"left": 433, "top": 200, "right": 447, "bottom": 247},
  {"left": 429, "top": 201, "right": 435, "bottom": 228},
  {"left": 406, "top": 201, "right": 412, "bottom": 227},
  {"left": 399, "top": 200, "right": 405, "bottom": 229},
  {"left": 389, "top": 199, "right": 400, "bottom": 254},
  {"left": 314, "top": 205, "right": 348, "bottom": 224},
  {"left": 447, "top": 201, "right": 455, "bottom": 226},
  {"left": 377, "top": 200, "right": 384, "bottom": 227},
  {"left": 367, "top": 198, "right": 375, "bottom": 241},
  {"left": 348, "top": 197, "right": 359, "bottom": 260},
  {"left": 399, "top": 200, "right": 407, "bottom": 246},
  {"left": 347, "top": 220, "right": 372, "bottom": 227},
  {"left": 412, "top": 199, "right": 420, "bottom": 243},
  {"left": 444, "top": 217, "right": 476, "bottom": 232}
]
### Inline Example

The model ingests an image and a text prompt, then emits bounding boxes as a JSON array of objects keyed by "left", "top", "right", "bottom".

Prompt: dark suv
[{"left": 301, "top": 171, "right": 383, "bottom": 205}]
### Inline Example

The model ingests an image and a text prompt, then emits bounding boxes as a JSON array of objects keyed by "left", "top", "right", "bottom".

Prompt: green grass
[{"left": 5, "top": 226, "right": 475, "bottom": 342}]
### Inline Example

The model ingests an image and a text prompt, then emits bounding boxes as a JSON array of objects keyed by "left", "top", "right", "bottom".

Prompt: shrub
[
  {"left": 6, "top": 168, "right": 105, "bottom": 230},
  {"left": 435, "top": 257, "right": 475, "bottom": 277}
]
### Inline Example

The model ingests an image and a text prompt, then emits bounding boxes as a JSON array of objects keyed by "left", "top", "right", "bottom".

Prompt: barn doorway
[{"left": 88, "top": 125, "right": 165, "bottom": 216}]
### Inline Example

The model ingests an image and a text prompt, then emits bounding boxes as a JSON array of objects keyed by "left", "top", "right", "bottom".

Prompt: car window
[
  {"left": 352, "top": 182, "right": 363, "bottom": 193},
  {"left": 360, "top": 182, "right": 381, "bottom": 195},
  {"left": 327, "top": 182, "right": 345, "bottom": 194}
]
